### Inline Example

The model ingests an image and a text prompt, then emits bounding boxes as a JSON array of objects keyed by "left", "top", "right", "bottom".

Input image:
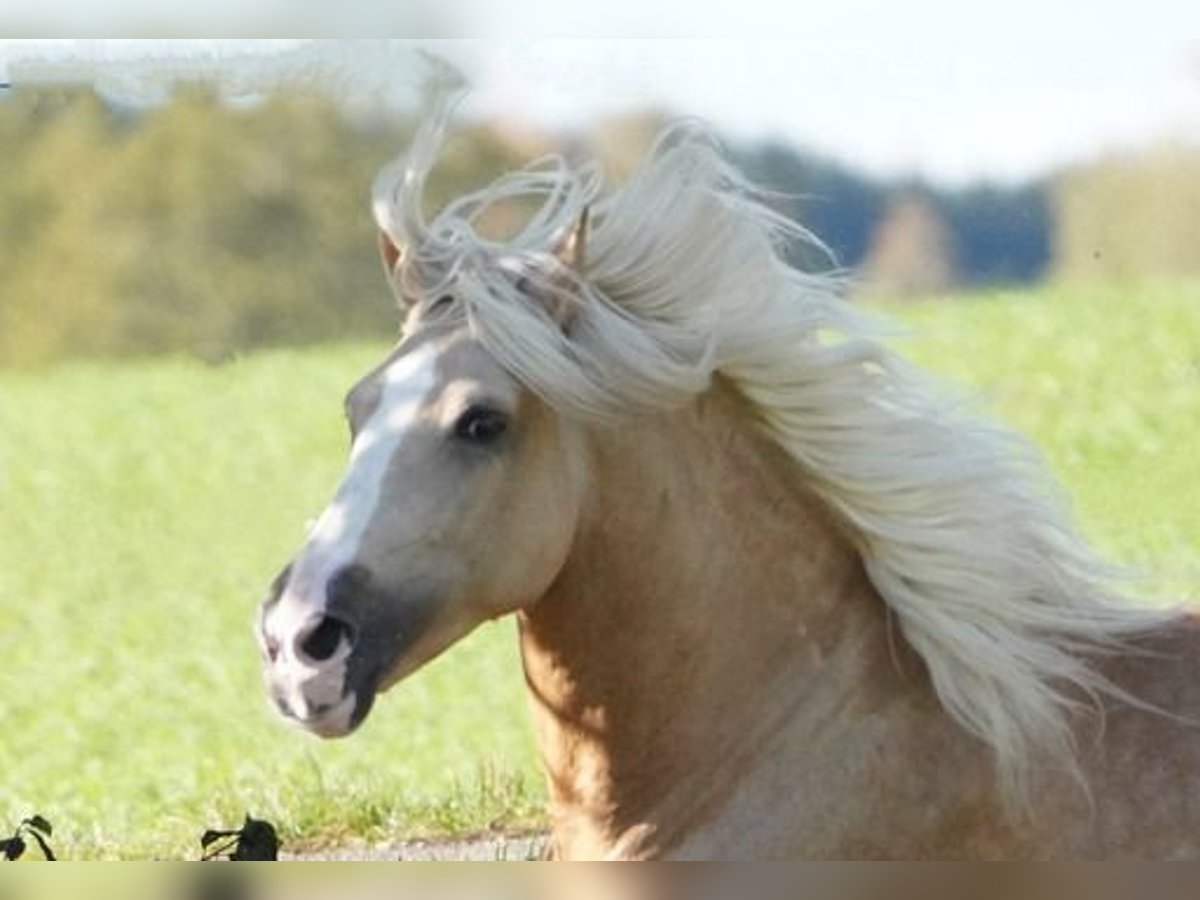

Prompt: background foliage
[
  {"left": 0, "top": 89, "right": 530, "bottom": 365},
  {"left": 1055, "top": 144, "right": 1200, "bottom": 285},
  {"left": 2, "top": 89, "right": 1196, "bottom": 366}
]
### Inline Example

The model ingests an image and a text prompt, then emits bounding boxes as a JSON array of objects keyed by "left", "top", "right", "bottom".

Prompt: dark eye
[
  {"left": 428, "top": 294, "right": 454, "bottom": 314},
  {"left": 454, "top": 405, "right": 509, "bottom": 445}
]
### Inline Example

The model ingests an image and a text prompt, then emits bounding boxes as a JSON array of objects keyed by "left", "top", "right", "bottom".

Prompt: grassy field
[
  {"left": 897, "top": 282, "right": 1199, "bottom": 598},
  {"left": 1, "top": 283, "right": 1197, "bottom": 859}
]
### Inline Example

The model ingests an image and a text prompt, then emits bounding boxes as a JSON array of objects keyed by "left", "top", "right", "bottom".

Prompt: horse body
[
  {"left": 256, "top": 105, "right": 1199, "bottom": 858},
  {"left": 520, "top": 380, "right": 1200, "bottom": 858}
]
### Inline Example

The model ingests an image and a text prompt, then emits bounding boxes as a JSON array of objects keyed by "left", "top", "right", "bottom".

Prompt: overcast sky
[
  {"left": 437, "top": 37, "right": 1200, "bottom": 184},
  {"left": 3, "top": 32, "right": 1198, "bottom": 185}
]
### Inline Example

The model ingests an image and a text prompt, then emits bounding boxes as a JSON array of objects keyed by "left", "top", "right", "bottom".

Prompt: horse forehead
[
  {"left": 434, "top": 333, "right": 517, "bottom": 392},
  {"left": 346, "top": 339, "right": 435, "bottom": 423},
  {"left": 355, "top": 331, "right": 519, "bottom": 420}
]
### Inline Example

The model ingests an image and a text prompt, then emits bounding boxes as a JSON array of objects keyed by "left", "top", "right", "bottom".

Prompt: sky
[
  {"left": 3, "top": 31, "right": 1198, "bottom": 185},
  {"left": 437, "top": 38, "right": 1200, "bottom": 184}
]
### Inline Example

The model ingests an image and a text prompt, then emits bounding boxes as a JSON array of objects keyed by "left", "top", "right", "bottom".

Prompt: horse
[{"left": 256, "top": 110, "right": 1200, "bottom": 859}]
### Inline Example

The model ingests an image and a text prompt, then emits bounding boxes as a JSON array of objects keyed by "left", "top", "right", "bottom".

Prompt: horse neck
[{"left": 518, "top": 379, "right": 912, "bottom": 859}]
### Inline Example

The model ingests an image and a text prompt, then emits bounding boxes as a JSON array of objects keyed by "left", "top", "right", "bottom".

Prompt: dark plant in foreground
[
  {"left": 201, "top": 816, "right": 280, "bottom": 861},
  {"left": 2, "top": 816, "right": 56, "bottom": 861}
]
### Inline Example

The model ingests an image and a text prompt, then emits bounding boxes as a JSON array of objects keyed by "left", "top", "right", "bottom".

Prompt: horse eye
[{"left": 454, "top": 406, "right": 508, "bottom": 445}]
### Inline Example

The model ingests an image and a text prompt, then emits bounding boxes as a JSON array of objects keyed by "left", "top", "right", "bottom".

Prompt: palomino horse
[{"left": 257, "top": 115, "right": 1200, "bottom": 859}]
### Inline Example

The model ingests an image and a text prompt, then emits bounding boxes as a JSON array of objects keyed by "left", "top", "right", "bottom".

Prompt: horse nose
[
  {"left": 326, "top": 563, "right": 373, "bottom": 612},
  {"left": 285, "top": 564, "right": 372, "bottom": 664},
  {"left": 293, "top": 613, "right": 357, "bottom": 665},
  {"left": 263, "top": 564, "right": 370, "bottom": 665}
]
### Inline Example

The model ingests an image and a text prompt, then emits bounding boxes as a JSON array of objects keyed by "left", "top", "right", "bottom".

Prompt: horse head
[{"left": 257, "top": 215, "right": 591, "bottom": 738}]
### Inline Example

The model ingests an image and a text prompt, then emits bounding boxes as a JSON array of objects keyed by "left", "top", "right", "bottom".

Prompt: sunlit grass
[
  {"left": 1, "top": 282, "right": 1196, "bottom": 858},
  {"left": 892, "top": 281, "right": 1200, "bottom": 600}
]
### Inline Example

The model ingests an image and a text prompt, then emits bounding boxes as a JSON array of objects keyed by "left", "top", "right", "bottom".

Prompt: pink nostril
[{"left": 296, "top": 615, "right": 355, "bottom": 664}]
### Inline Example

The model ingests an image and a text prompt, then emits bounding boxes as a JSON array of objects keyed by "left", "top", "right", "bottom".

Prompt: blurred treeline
[
  {"left": 1055, "top": 144, "right": 1200, "bottom": 284},
  {"left": 0, "top": 89, "right": 529, "bottom": 366},
  {"left": 741, "top": 138, "right": 1200, "bottom": 298},
  {"left": 0, "top": 90, "right": 1197, "bottom": 366}
]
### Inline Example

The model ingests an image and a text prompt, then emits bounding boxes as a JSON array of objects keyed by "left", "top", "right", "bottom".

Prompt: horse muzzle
[
  {"left": 265, "top": 671, "right": 376, "bottom": 739},
  {"left": 258, "top": 623, "right": 380, "bottom": 738},
  {"left": 257, "top": 566, "right": 378, "bottom": 738},
  {"left": 256, "top": 560, "right": 440, "bottom": 738}
]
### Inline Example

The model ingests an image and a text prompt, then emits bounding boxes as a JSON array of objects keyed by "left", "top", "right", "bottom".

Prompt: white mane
[{"left": 373, "top": 111, "right": 1175, "bottom": 800}]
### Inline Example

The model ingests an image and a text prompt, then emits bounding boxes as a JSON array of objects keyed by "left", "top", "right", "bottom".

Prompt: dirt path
[{"left": 285, "top": 833, "right": 549, "bottom": 861}]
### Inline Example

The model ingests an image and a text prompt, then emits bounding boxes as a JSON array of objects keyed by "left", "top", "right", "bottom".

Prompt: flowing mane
[{"left": 371, "top": 112, "right": 1174, "bottom": 800}]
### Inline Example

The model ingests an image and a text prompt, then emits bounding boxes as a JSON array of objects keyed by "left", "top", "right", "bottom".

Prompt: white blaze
[
  {"left": 295, "top": 340, "right": 441, "bottom": 609},
  {"left": 267, "top": 341, "right": 441, "bottom": 722}
]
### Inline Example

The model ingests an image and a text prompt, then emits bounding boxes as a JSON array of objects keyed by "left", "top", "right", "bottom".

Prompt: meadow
[{"left": 1, "top": 283, "right": 1197, "bottom": 859}]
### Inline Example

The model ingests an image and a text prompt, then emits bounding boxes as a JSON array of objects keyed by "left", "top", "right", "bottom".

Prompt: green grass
[
  {"left": 1, "top": 283, "right": 1197, "bottom": 858},
  {"left": 893, "top": 282, "right": 1200, "bottom": 600}
]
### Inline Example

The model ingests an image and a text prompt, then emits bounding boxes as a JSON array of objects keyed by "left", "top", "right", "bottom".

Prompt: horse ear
[
  {"left": 379, "top": 230, "right": 418, "bottom": 313},
  {"left": 535, "top": 208, "right": 590, "bottom": 330},
  {"left": 555, "top": 207, "right": 589, "bottom": 272},
  {"left": 378, "top": 230, "right": 405, "bottom": 280}
]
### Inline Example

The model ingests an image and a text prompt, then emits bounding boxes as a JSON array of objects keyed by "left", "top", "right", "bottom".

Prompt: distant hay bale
[{"left": 857, "top": 191, "right": 959, "bottom": 300}]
